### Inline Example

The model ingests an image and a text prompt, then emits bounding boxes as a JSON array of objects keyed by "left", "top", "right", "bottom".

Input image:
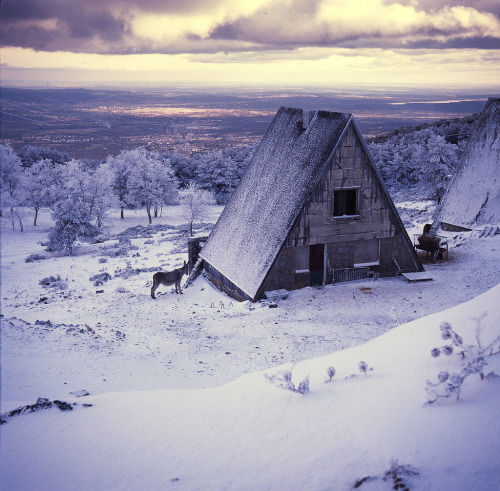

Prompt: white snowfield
[{"left": 1, "top": 206, "right": 499, "bottom": 490}]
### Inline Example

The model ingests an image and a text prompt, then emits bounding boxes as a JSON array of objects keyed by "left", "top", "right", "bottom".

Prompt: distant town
[{"left": 1, "top": 85, "right": 489, "bottom": 159}]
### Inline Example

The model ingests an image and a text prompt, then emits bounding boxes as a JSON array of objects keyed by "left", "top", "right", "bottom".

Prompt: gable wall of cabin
[{"left": 261, "top": 123, "right": 419, "bottom": 295}]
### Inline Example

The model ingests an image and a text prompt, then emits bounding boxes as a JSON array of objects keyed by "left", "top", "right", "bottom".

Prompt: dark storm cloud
[
  {"left": 1, "top": 0, "right": 499, "bottom": 54},
  {"left": 0, "top": 0, "right": 225, "bottom": 53}
]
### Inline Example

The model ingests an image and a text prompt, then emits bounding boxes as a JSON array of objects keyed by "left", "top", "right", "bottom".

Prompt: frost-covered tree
[
  {"left": 0, "top": 144, "right": 24, "bottom": 228},
  {"left": 58, "top": 159, "right": 116, "bottom": 229},
  {"left": 46, "top": 160, "right": 106, "bottom": 254},
  {"left": 179, "top": 183, "right": 216, "bottom": 236},
  {"left": 161, "top": 151, "right": 196, "bottom": 188},
  {"left": 194, "top": 150, "right": 241, "bottom": 204},
  {"left": 418, "top": 133, "right": 458, "bottom": 202},
  {"left": 46, "top": 196, "right": 100, "bottom": 256},
  {"left": 106, "top": 150, "right": 135, "bottom": 219},
  {"left": 368, "top": 126, "right": 462, "bottom": 200},
  {"left": 20, "top": 158, "right": 63, "bottom": 225},
  {"left": 125, "top": 148, "right": 179, "bottom": 224},
  {"left": 19, "top": 145, "right": 70, "bottom": 167},
  {"left": 85, "top": 163, "right": 117, "bottom": 228}
]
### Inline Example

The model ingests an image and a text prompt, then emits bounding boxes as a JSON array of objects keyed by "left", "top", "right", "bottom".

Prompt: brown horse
[{"left": 151, "top": 261, "right": 189, "bottom": 299}]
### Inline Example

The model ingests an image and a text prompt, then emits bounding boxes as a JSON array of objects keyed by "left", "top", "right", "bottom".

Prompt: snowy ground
[
  {"left": 1, "top": 203, "right": 498, "bottom": 402},
  {"left": 1, "top": 203, "right": 499, "bottom": 490}
]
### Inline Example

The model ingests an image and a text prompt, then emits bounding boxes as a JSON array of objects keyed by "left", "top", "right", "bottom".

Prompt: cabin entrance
[{"left": 309, "top": 243, "right": 324, "bottom": 285}]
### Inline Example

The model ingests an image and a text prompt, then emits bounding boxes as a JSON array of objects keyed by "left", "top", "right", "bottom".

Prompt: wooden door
[{"left": 309, "top": 243, "right": 324, "bottom": 285}]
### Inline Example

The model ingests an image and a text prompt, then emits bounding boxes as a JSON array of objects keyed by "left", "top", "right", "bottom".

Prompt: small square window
[{"left": 333, "top": 189, "right": 358, "bottom": 216}]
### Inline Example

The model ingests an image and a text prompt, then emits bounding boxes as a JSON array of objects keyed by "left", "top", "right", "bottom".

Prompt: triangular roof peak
[{"left": 200, "top": 107, "right": 354, "bottom": 299}]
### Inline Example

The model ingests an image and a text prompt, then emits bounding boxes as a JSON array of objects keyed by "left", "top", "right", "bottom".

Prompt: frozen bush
[
  {"left": 359, "top": 361, "right": 373, "bottom": 375},
  {"left": 426, "top": 315, "right": 500, "bottom": 404},
  {"left": 442, "top": 345, "right": 453, "bottom": 356},
  {"left": 326, "top": 366, "right": 336, "bottom": 382},
  {"left": 265, "top": 369, "right": 310, "bottom": 395},
  {"left": 100, "top": 238, "right": 139, "bottom": 258},
  {"left": 90, "top": 272, "right": 112, "bottom": 286},
  {"left": 39, "top": 275, "right": 68, "bottom": 290},
  {"left": 25, "top": 253, "right": 48, "bottom": 263},
  {"left": 297, "top": 376, "right": 310, "bottom": 394},
  {"left": 354, "top": 459, "right": 419, "bottom": 489}
]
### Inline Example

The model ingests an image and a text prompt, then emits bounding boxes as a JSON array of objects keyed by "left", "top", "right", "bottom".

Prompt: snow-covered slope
[
  {"left": 1, "top": 284, "right": 499, "bottom": 491},
  {"left": 436, "top": 97, "right": 500, "bottom": 230}
]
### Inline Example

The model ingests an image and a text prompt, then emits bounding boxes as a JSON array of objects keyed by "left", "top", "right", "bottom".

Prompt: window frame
[{"left": 332, "top": 187, "right": 360, "bottom": 218}]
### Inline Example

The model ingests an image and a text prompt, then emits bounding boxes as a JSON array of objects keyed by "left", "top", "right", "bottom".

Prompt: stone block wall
[{"left": 262, "top": 246, "right": 310, "bottom": 293}]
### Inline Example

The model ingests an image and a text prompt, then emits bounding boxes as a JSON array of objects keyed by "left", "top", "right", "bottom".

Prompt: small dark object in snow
[
  {"left": 326, "top": 366, "right": 336, "bottom": 382},
  {"left": 53, "top": 400, "right": 73, "bottom": 411},
  {"left": 431, "top": 348, "right": 440, "bottom": 358},
  {"left": 96, "top": 289, "right": 104, "bottom": 294},
  {"left": 354, "top": 476, "right": 373, "bottom": 488},
  {"left": 38, "top": 297, "right": 48, "bottom": 303},
  {"left": 269, "top": 303, "right": 278, "bottom": 308},
  {"left": 115, "top": 330, "right": 125, "bottom": 340},
  {"left": 171, "top": 478, "right": 180, "bottom": 482},
  {"left": 0, "top": 396, "right": 87, "bottom": 424},
  {"left": 70, "top": 389, "right": 90, "bottom": 397}
]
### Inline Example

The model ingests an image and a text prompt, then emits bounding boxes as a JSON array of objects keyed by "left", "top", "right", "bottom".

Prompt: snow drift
[{"left": 1, "top": 284, "right": 499, "bottom": 491}]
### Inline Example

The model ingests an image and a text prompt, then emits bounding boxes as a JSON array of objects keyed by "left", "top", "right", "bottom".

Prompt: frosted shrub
[
  {"left": 359, "top": 361, "right": 373, "bottom": 375},
  {"left": 100, "top": 237, "right": 138, "bottom": 258},
  {"left": 354, "top": 459, "right": 419, "bottom": 489},
  {"left": 265, "top": 369, "right": 310, "bottom": 395},
  {"left": 297, "top": 376, "right": 310, "bottom": 394},
  {"left": 39, "top": 275, "right": 68, "bottom": 290},
  {"left": 89, "top": 272, "right": 112, "bottom": 286},
  {"left": 426, "top": 315, "right": 500, "bottom": 404},
  {"left": 326, "top": 366, "right": 336, "bottom": 383},
  {"left": 25, "top": 253, "right": 47, "bottom": 263}
]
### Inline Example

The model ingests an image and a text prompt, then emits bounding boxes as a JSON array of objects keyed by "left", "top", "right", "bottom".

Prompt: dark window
[{"left": 333, "top": 189, "right": 358, "bottom": 216}]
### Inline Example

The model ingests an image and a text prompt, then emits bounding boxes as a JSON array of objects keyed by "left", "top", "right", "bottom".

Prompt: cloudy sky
[{"left": 1, "top": 0, "right": 500, "bottom": 86}]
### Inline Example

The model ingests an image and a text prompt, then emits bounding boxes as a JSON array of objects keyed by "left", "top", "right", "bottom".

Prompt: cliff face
[{"left": 436, "top": 97, "right": 500, "bottom": 230}]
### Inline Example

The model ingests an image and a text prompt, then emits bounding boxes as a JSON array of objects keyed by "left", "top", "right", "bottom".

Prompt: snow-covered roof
[
  {"left": 436, "top": 97, "right": 500, "bottom": 229},
  {"left": 200, "top": 107, "right": 351, "bottom": 300}
]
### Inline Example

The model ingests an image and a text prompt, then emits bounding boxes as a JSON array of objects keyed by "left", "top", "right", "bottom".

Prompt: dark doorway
[{"left": 309, "top": 243, "right": 324, "bottom": 285}]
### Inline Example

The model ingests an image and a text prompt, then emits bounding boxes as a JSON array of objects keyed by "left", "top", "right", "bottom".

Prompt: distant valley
[{"left": 0, "top": 85, "right": 491, "bottom": 159}]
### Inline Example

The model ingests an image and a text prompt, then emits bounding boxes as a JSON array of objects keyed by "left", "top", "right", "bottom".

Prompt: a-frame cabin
[{"left": 200, "top": 107, "right": 423, "bottom": 301}]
